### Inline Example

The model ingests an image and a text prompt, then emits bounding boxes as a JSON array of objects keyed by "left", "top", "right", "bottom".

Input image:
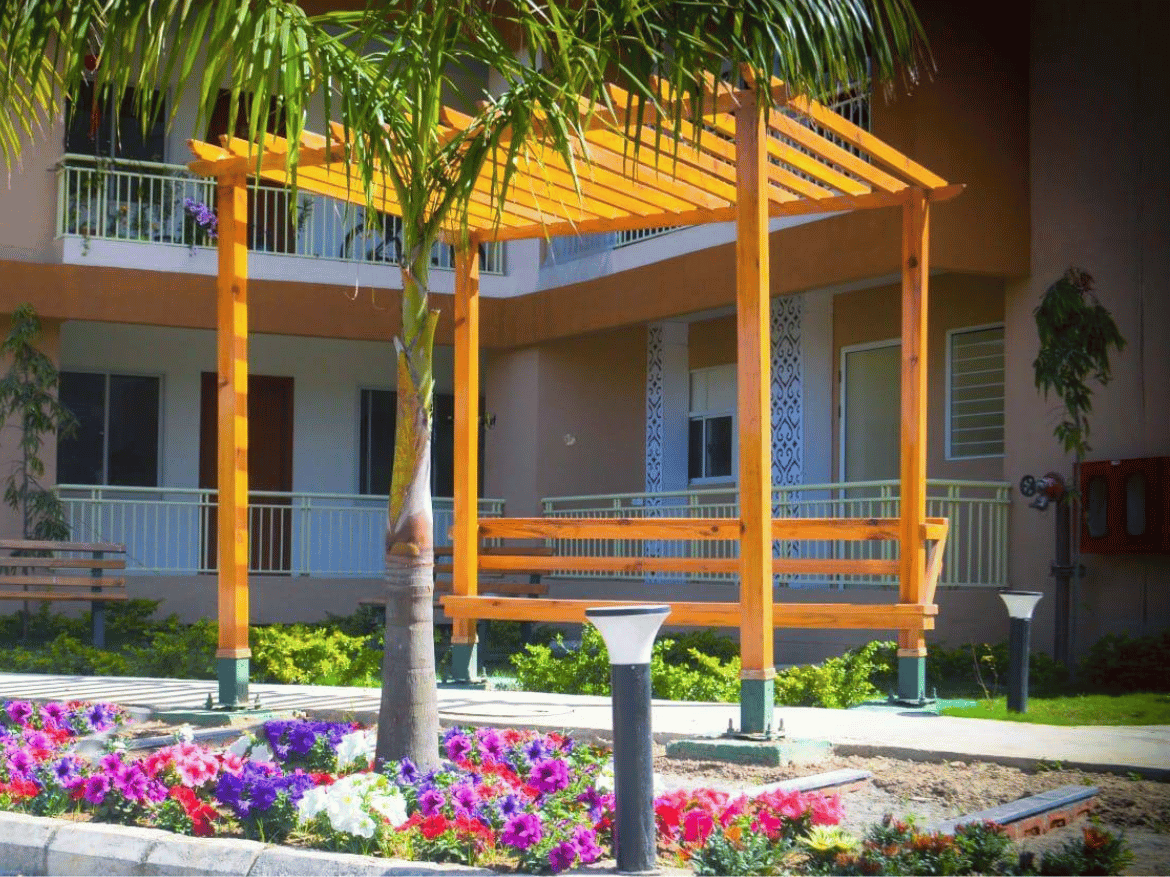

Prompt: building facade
[{"left": 0, "top": 0, "right": 1165, "bottom": 663}]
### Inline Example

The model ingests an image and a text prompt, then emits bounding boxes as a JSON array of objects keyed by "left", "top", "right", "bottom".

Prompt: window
[
  {"left": 65, "top": 83, "right": 166, "bottom": 162},
  {"left": 947, "top": 325, "right": 1005, "bottom": 458},
  {"left": 359, "top": 389, "right": 466, "bottom": 498},
  {"left": 688, "top": 365, "right": 735, "bottom": 482},
  {"left": 58, "top": 373, "right": 161, "bottom": 486}
]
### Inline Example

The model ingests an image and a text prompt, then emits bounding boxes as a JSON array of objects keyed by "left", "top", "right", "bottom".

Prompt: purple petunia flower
[
  {"left": 444, "top": 731, "right": 472, "bottom": 763},
  {"left": 450, "top": 781, "right": 479, "bottom": 816},
  {"left": 548, "top": 841, "right": 578, "bottom": 873},
  {"left": 83, "top": 774, "right": 110, "bottom": 805},
  {"left": 288, "top": 723, "right": 317, "bottom": 756},
  {"left": 501, "top": 812, "right": 543, "bottom": 850},
  {"left": 523, "top": 737, "right": 547, "bottom": 763},
  {"left": 51, "top": 756, "right": 81, "bottom": 786},
  {"left": 24, "top": 730, "right": 50, "bottom": 751},
  {"left": 7, "top": 749, "right": 35, "bottom": 777},
  {"left": 41, "top": 706, "right": 66, "bottom": 729},
  {"left": 529, "top": 758, "right": 570, "bottom": 794},
  {"left": 498, "top": 793, "right": 522, "bottom": 818},
  {"left": 577, "top": 786, "right": 607, "bottom": 822},
  {"left": 476, "top": 728, "right": 505, "bottom": 762},
  {"left": 5, "top": 700, "right": 33, "bottom": 726},
  {"left": 86, "top": 703, "right": 113, "bottom": 732},
  {"left": 418, "top": 788, "right": 446, "bottom": 817},
  {"left": 572, "top": 825, "right": 603, "bottom": 864},
  {"left": 397, "top": 757, "right": 418, "bottom": 784}
]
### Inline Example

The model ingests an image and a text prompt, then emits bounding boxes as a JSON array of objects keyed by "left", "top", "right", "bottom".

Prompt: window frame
[
  {"left": 687, "top": 364, "right": 737, "bottom": 486},
  {"left": 945, "top": 322, "right": 1006, "bottom": 461},
  {"left": 57, "top": 369, "right": 164, "bottom": 487},
  {"left": 356, "top": 386, "right": 462, "bottom": 498}
]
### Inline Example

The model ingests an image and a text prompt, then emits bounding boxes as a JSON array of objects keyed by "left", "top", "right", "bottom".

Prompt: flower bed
[{"left": 0, "top": 699, "right": 1128, "bottom": 875}]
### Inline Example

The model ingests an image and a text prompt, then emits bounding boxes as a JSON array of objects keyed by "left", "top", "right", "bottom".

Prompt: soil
[{"left": 655, "top": 752, "right": 1170, "bottom": 875}]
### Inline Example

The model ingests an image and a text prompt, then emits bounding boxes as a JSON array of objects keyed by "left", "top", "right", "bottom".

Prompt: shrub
[
  {"left": 251, "top": 624, "right": 381, "bottom": 686},
  {"left": 1078, "top": 631, "right": 1170, "bottom": 694},
  {"left": 126, "top": 620, "right": 217, "bottom": 679},
  {"left": 774, "top": 641, "right": 891, "bottom": 709},
  {"left": 1036, "top": 826, "right": 1133, "bottom": 875},
  {"left": 0, "top": 634, "right": 130, "bottom": 675},
  {"left": 873, "top": 641, "right": 1073, "bottom": 699}
]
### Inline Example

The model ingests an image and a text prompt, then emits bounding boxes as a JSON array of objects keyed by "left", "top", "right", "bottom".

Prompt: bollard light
[
  {"left": 999, "top": 590, "right": 1043, "bottom": 713},
  {"left": 585, "top": 605, "right": 670, "bottom": 875}
]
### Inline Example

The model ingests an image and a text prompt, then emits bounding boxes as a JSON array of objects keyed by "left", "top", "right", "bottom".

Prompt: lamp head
[
  {"left": 999, "top": 590, "right": 1043, "bottom": 620},
  {"left": 584, "top": 605, "right": 671, "bottom": 665}
]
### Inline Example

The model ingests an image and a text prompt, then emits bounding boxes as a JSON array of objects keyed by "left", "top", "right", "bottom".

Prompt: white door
[{"left": 841, "top": 341, "right": 901, "bottom": 482}]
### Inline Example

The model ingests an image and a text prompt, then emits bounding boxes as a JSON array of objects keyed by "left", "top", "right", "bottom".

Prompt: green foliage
[
  {"left": 0, "top": 304, "right": 76, "bottom": 540},
  {"left": 511, "top": 626, "right": 612, "bottom": 696},
  {"left": 0, "top": 634, "right": 131, "bottom": 675},
  {"left": 1032, "top": 269, "right": 1125, "bottom": 458},
  {"left": 124, "top": 620, "right": 217, "bottom": 680},
  {"left": 250, "top": 624, "right": 380, "bottom": 686},
  {"left": 872, "top": 641, "right": 1073, "bottom": 699},
  {"left": 774, "top": 640, "right": 891, "bottom": 708},
  {"left": 953, "top": 821, "right": 1014, "bottom": 874},
  {"left": 1077, "top": 630, "right": 1170, "bottom": 693},
  {"left": 1035, "top": 826, "right": 1133, "bottom": 876},
  {"left": 692, "top": 823, "right": 787, "bottom": 876},
  {"left": 822, "top": 818, "right": 1016, "bottom": 876}
]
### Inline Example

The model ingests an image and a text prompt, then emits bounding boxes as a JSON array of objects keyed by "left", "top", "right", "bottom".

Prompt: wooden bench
[{"left": 0, "top": 539, "right": 128, "bottom": 647}]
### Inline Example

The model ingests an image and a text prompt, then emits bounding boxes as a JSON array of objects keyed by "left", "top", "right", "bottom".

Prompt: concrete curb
[
  {"left": 831, "top": 742, "right": 1170, "bottom": 781},
  {"left": 0, "top": 811, "right": 493, "bottom": 876}
]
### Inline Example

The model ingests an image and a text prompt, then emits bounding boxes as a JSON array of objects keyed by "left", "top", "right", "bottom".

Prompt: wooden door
[{"left": 200, "top": 373, "right": 294, "bottom": 574}]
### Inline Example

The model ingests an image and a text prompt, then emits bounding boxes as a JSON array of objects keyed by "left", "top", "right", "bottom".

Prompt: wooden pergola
[{"left": 189, "top": 78, "right": 960, "bottom": 727}]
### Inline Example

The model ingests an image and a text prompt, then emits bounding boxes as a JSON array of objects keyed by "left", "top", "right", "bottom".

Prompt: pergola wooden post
[
  {"left": 734, "top": 86, "right": 775, "bottom": 735},
  {"left": 897, "top": 188, "right": 931, "bottom": 703},
  {"left": 450, "top": 238, "right": 482, "bottom": 680},
  {"left": 215, "top": 174, "right": 251, "bottom": 708}
]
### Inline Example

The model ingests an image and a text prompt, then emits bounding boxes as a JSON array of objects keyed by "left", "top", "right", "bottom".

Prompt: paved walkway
[{"left": 1, "top": 672, "right": 1166, "bottom": 777}]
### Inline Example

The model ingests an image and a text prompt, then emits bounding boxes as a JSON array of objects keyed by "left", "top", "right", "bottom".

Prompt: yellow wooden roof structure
[
  {"left": 188, "top": 80, "right": 960, "bottom": 243},
  {"left": 190, "top": 77, "right": 958, "bottom": 721}
]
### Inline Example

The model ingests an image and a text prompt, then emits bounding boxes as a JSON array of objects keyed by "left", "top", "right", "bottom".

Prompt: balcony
[
  {"left": 55, "top": 154, "right": 505, "bottom": 276},
  {"left": 58, "top": 485, "right": 505, "bottom": 577}
]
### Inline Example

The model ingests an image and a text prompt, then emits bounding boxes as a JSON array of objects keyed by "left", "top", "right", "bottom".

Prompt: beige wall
[
  {"left": 0, "top": 316, "right": 62, "bottom": 539},
  {"left": 1002, "top": 0, "right": 1170, "bottom": 658},
  {"left": 833, "top": 274, "right": 1006, "bottom": 483},
  {"left": 0, "top": 121, "right": 64, "bottom": 263},
  {"left": 484, "top": 326, "right": 647, "bottom": 517}
]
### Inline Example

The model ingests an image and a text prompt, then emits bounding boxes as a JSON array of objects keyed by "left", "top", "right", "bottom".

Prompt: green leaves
[{"left": 1033, "top": 268, "right": 1126, "bottom": 457}]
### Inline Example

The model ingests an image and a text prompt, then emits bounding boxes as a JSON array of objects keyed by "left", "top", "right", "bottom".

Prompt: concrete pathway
[{"left": 1, "top": 672, "right": 1166, "bottom": 777}]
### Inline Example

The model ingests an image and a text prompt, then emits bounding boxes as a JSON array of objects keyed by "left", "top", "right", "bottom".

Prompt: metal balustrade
[
  {"left": 55, "top": 154, "right": 504, "bottom": 274},
  {"left": 541, "top": 479, "right": 1011, "bottom": 588},
  {"left": 57, "top": 485, "right": 504, "bottom": 577}
]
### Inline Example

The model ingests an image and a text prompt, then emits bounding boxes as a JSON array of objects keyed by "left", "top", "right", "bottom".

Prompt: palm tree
[{"left": 1, "top": 0, "right": 924, "bottom": 770}]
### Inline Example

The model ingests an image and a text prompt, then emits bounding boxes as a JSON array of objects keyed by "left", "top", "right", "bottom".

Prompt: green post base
[
  {"left": 739, "top": 678, "right": 775, "bottom": 736},
  {"left": 217, "top": 657, "right": 250, "bottom": 709},
  {"left": 896, "top": 655, "right": 927, "bottom": 705},
  {"left": 450, "top": 640, "right": 480, "bottom": 683}
]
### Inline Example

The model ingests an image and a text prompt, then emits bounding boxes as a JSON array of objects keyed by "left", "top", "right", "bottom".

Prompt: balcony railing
[
  {"left": 57, "top": 485, "right": 504, "bottom": 577},
  {"left": 55, "top": 154, "right": 504, "bottom": 274},
  {"left": 541, "top": 479, "right": 1011, "bottom": 588}
]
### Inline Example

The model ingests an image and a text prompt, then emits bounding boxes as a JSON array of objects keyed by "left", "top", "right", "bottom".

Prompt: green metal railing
[
  {"left": 541, "top": 479, "right": 1011, "bottom": 588},
  {"left": 55, "top": 154, "right": 505, "bottom": 274},
  {"left": 57, "top": 484, "right": 504, "bottom": 577}
]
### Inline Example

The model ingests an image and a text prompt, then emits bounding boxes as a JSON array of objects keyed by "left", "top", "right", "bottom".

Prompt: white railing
[
  {"left": 55, "top": 154, "right": 504, "bottom": 274},
  {"left": 541, "top": 479, "right": 1011, "bottom": 589},
  {"left": 57, "top": 485, "right": 504, "bottom": 577}
]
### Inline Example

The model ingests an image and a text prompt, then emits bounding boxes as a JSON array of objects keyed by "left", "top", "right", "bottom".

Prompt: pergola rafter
[{"left": 189, "top": 78, "right": 959, "bottom": 722}]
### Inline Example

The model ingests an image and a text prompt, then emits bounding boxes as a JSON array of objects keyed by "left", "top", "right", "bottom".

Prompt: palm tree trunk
[{"left": 376, "top": 239, "right": 441, "bottom": 771}]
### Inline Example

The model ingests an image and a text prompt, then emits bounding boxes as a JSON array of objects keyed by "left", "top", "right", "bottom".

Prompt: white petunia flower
[
  {"left": 297, "top": 785, "right": 329, "bottom": 821},
  {"left": 249, "top": 741, "right": 275, "bottom": 763},
  {"left": 335, "top": 729, "right": 375, "bottom": 771},
  {"left": 595, "top": 760, "right": 615, "bottom": 793}
]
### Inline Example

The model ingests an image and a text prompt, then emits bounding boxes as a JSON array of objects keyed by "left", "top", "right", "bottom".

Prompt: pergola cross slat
[{"left": 189, "top": 78, "right": 958, "bottom": 721}]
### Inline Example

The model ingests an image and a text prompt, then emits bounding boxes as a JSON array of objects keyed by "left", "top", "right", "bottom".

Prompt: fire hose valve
[{"left": 1018, "top": 472, "right": 1065, "bottom": 510}]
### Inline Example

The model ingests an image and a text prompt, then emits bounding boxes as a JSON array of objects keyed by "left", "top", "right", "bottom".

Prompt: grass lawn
[{"left": 940, "top": 692, "right": 1170, "bottom": 726}]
